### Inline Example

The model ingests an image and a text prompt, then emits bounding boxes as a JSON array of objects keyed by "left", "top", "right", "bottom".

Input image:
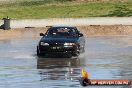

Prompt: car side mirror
[
  {"left": 78, "top": 33, "right": 83, "bottom": 37},
  {"left": 40, "top": 33, "right": 45, "bottom": 36}
]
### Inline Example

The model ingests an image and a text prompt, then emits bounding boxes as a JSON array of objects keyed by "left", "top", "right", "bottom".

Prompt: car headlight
[
  {"left": 64, "top": 43, "right": 75, "bottom": 46},
  {"left": 40, "top": 42, "right": 49, "bottom": 46}
]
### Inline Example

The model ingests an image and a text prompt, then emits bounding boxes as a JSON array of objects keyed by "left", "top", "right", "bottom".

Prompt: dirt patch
[
  {"left": 78, "top": 25, "right": 132, "bottom": 37},
  {"left": 0, "top": 27, "right": 47, "bottom": 40},
  {"left": 0, "top": 25, "right": 132, "bottom": 40}
]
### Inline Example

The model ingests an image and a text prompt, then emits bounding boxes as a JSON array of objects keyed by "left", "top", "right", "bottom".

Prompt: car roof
[{"left": 49, "top": 26, "right": 77, "bottom": 29}]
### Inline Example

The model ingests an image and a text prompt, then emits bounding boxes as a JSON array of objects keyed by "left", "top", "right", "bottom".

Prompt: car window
[{"left": 47, "top": 27, "right": 77, "bottom": 37}]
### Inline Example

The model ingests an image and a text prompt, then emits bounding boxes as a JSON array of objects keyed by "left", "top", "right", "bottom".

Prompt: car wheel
[
  {"left": 37, "top": 47, "right": 46, "bottom": 56},
  {"left": 67, "top": 54, "right": 72, "bottom": 58},
  {"left": 72, "top": 51, "right": 80, "bottom": 57},
  {"left": 37, "top": 48, "right": 40, "bottom": 56},
  {"left": 37, "top": 47, "right": 43, "bottom": 56}
]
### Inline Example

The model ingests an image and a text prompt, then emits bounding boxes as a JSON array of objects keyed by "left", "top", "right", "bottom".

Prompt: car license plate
[{"left": 52, "top": 47, "right": 61, "bottom": 49}]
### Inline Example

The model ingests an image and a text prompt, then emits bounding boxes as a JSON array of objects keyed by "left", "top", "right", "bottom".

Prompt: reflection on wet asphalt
[{"left": 0, "top": 36, "right": 132, "bottom": 88}]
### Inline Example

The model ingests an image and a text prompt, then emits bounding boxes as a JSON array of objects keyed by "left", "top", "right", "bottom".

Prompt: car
[{"left": 37, "top": 26, "right": 85, "bottom": 57}]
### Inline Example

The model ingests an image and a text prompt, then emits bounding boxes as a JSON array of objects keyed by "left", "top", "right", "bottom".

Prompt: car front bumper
[{"left": 39, "top": 45, "right": 79, "bottom": 55}]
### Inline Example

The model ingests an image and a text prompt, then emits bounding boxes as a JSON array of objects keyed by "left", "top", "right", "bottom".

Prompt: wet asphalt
[{"left": 0, "top": 36, "right": 132, "bottom": 88}]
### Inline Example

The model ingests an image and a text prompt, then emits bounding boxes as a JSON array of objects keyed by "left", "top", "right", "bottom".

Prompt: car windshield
[{"left": 46, "top": 27, "right": 77, "bottom": 37}]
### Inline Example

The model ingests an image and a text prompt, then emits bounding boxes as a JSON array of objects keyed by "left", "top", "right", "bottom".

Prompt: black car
[{"left": 37, "top": 26, "right": 85, "bottom": 57}]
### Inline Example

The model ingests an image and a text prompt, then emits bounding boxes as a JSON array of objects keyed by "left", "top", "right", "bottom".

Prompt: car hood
[{"left": 40, "top": 36, "right": 78, "bottom": 43}]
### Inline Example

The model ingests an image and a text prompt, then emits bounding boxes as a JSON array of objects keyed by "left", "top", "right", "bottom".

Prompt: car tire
[
  {"left": 72, "top": 51, "right": 80, "bottom": 57},
  {"left": 67, "top": 54, "right": 72, "bottom": 58},
  {"left": 37, "top": 47, "right": 43, "bottom": 56},
  {"left": 37, "top": 48, "right": 40, "bottom": 56},
  {"left": 37, "top": 47, "right": 46, "bottom": 56}
]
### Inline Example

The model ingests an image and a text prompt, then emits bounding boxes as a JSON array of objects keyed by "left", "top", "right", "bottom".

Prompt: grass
[{"left": 0, "top": 0, "right": 132, "bottom": 19}]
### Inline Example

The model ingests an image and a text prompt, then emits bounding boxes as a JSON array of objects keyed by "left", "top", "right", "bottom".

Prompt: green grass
[{"left": 0, "top": 0, "right": 132, "bottom": 19}]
